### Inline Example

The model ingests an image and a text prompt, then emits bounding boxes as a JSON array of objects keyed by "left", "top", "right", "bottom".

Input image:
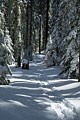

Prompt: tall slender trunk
[
  {"left": 28, "top": 0, "right": 33, "bottom": 60},
  {"left": 24, "top": 0, "right": 33, "bottom": 60},
  {"left": 78, "top": 43, "right": 80, "bottom": 82},
  {"left": 39, "top": 17, "right": 41, "bottom": 54},
  {"left": 45, "top": 0, "right": 49, "bottom": 49}
]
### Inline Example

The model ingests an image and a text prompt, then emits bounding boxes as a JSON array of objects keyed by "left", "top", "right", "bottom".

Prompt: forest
[
  {"left": 0, "top": 0, "right": 79, "bottom": 83},
  {"left": 0, "top": 0, "right": 80, "bottom": 120}
]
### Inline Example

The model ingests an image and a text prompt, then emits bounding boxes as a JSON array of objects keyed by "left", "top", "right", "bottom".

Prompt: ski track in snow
[{"left": 0, "top": 54, "right": 80, "bottom": 120}]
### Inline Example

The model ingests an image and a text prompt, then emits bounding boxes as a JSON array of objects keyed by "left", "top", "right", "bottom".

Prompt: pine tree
[
  {"left": 45, "top": 0, "right": 79, "bottom": 79},
  {"left": 0, "top": 2, "right": 13, "bottom": 85}
]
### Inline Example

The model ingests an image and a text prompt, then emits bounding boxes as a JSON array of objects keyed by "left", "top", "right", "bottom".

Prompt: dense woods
[{"left": 0, "top": 0, "right": 79, "bottom": 84}]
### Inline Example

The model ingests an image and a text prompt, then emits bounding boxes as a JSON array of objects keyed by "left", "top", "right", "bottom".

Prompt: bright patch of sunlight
[
  {"left": 26, "top": 74, "right": 40, "bottom": 78},
  {"left": 39, "top": 67, "right": 55, "bottom": 71},
  {"left": 47, "top": 74, "right": 58, "bottom": 77},
  {"left": 40, "top": 81, "right": 48, "bottom": 86},
  {"left": 57, "top": 82, "right": 80, "bottom": 90},
  {"left": 15, "top": 94, "right": 32, "bottom": 98}
]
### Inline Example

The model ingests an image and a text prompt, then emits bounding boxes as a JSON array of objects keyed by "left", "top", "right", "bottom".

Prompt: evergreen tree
[
  {"left": 45, "top": 0, "right": 79, "bottom": 79},
  {"left": 0, "top": 6, "right": 13, "bottom": 84}
]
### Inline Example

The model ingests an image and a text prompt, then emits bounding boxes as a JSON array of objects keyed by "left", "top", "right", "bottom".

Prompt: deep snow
[{"left": 0, "top": 54, "right": 80, "bottom": 120}]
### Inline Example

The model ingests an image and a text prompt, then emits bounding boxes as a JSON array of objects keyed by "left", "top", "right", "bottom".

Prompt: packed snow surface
[{"left": 0, "top": 54, "right": 80, "bottom": 120}]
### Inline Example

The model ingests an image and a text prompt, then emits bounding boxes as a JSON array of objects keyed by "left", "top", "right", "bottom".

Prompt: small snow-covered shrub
[
  {"left": 22, "top": 59, "right": 29, "bottom": 69},
  {"left": 0, "top": 65, "right": 10, "bottom": 85}
]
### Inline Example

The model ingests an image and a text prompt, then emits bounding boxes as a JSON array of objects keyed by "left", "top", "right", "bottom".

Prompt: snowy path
[{"left": 0, "top": 54, "right": 80, "bottom": 120}]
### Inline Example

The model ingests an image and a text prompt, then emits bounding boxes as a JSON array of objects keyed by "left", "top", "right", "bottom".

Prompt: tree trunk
[
  {"left": 17, "top": 56, "right": 21, "bottom": 67},
  {"left": 29, "top": 0, "right": 33, "bottom": 60},
  {"left": 39, "top": 17, "right": 41, "bottom": 54},
  {"left": 24, "top": 0, "right": 33, "bottom": 61},
  {"left": 78, "top": 43, "right": 80, "bottom": 82},
  {"left": 45, "top": 0, "right": 49, "bottom": 49}
]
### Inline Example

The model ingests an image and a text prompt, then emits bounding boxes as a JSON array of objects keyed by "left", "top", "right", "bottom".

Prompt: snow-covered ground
[{"left": 0, "top": 54, "right": 80, "bottom": 120}]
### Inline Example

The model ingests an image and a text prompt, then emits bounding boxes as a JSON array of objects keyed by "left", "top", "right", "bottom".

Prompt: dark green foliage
[{"left": 0, "top": 76, "right": 10, "bottom": 85}]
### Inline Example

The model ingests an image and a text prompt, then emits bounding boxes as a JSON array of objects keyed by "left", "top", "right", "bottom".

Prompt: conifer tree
[{"left": 0, "top": 6, "right": 13, "bottom": 84}]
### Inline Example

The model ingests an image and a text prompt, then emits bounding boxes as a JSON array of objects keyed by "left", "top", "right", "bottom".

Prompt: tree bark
[
  {"left": 45, "top": 0, "right": 49, "bottom": 49},
  {"left": 78, "top": 43, "right": 80, "bottom": 82},
  {"left": 24, "top": 0, "right": 33, "bottom": 61},
  {"left": 39, "top": 17, "right": 41, "bottom": 54},
  {"left": 17, "top": 56, "right": 21, "bottom": 67}
]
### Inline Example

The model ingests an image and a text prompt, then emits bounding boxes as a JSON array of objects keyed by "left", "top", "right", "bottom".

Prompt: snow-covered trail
[{"left": 0, "top": 54, "right": 80, "bottom": 120}]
